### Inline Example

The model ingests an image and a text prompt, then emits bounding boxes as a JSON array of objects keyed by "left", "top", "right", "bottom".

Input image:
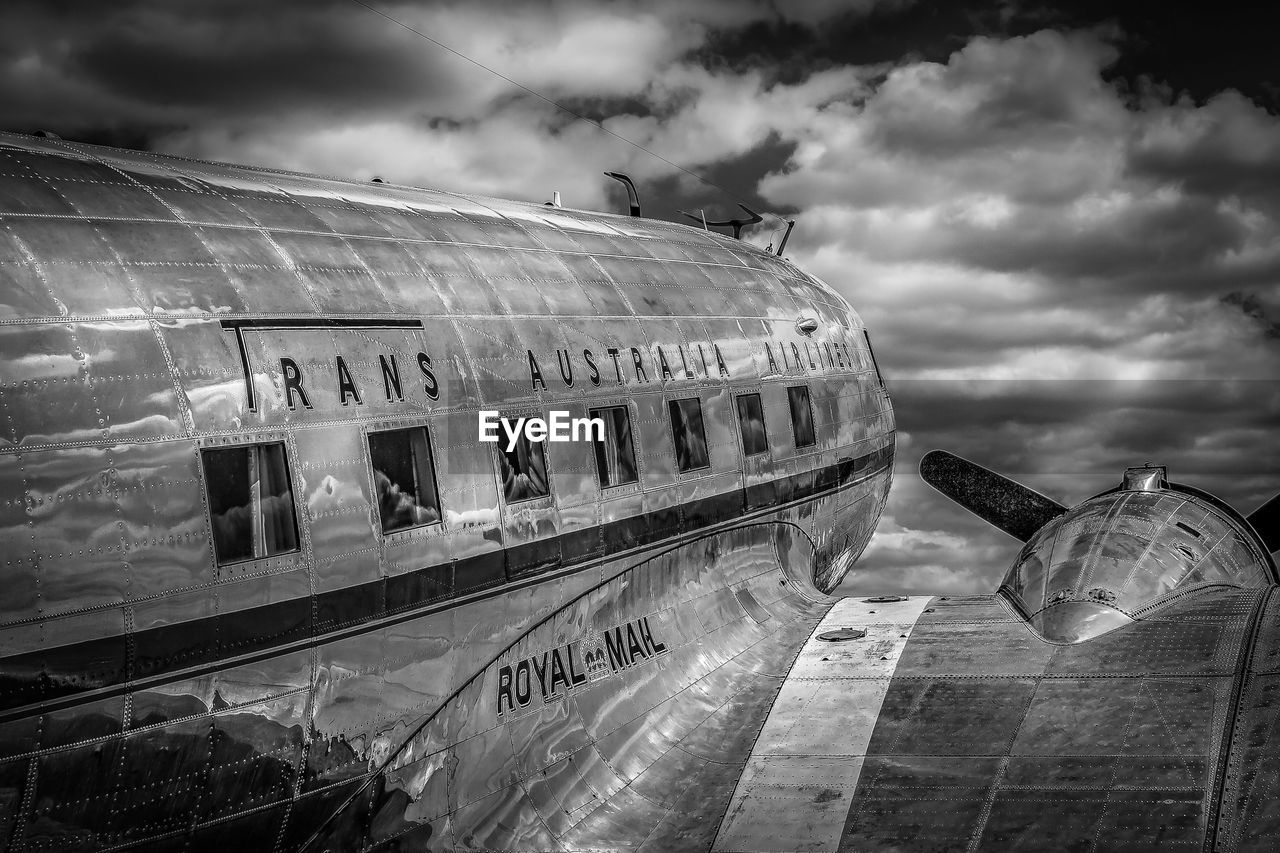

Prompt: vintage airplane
[{"left": 0, "top": 130, "right": 1275, "bottom": 852}]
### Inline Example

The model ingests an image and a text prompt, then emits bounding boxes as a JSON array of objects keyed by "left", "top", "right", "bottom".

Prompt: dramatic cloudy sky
[{"left": 3, "top": 0, "right": 1278, "bottom": 594}]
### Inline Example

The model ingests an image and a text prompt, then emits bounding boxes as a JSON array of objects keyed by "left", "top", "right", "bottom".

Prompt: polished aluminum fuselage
[{"left": 0, "top": 134, "right": 893, "bottom": 851}]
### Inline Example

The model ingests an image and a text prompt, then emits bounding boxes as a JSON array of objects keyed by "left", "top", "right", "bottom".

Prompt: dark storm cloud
[
  {"left": 0, "top": 0, "right": 451, "bottom": 130},
  {"left": 890, "top": 380, "right": 1279, "bottom": 483},
  {"left": 769, "top": 29, "right": 1280, "bottom": 310},
  {"left": 1223, "top": 292, "right": 1280, "bottom": 339},
  {"left": 1128, "top": 90, "right": 1280, "bottom": 207},
  {"left": 0, "top": 0, "right": 891, "bottom": 137},
  {"left": 72, "top": 7, "right": 431, "bottom": 112},
  {"left": 0, "top": 0, "right": 902, "bottom": 210}
]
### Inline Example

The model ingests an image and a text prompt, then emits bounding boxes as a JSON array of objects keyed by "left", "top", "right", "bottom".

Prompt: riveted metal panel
[
  {"left": 633, "top": 391, "right": 675, "bottom": 505},
  {"left": 196, "top": 226, "right": 320, "bottom": 314},
  {"left": 699, "top": 386, "right": 735, "bottom": 476},
  {"left": 119, "top": 432, "right": 211, "bottom": 591},
  {"left": 631, "top": 321, "right": 697, "bottom": 392},
  {"left": 228, "top": 192, "right": 335, "bottom": 234},
  {"left": 2, "top": 225, "right": 141, "bottom": 317},
  {"left": 278, "top": 778, "right": 369, "bottom": 851},
  {"left": 300, "top": 199, "right": 395, "bottom": 238},
  {"left": 0, "top": 324, "right": 104, "bottom": 447},
  {"left": 1045, "top": 617, "right": 1241, "bottom": 676},
  {"left": 414, "top": 247, "right": 506, "bottom": 317},
  {"left": 452, "top": 313, "right": 533, "bottom": 407},
  {"left": 552, "top": 255, "right": 633, "bottom": 316},
  {"left": 704, "top": 317, "right": 754, "bottom": 380},
  {"left": 1216, "top": 590, "right": 1280, "bottom": 851},
  {"left": 22, "top": 443, "right": 128, "bottom": 618},
  {"left": 867, "top": 678, "right": 1039, "bottom": 756},
  {"left": 1016, "top": 678, "right": 1216, "bottom": 756},
  {"left": 346, "top": 236, "right": 452, "bottom": 316},
  {"left": 0, "top": 754, "right": 30, "bottom": 843},
  {"left": 360, "top": 205, "right": 454, "bottom": 241},
  {"left": 0, "top": 452, "right": 38, "bottom": 625},
  {"left": 38, "top": 693, "right": 127, "bottom": 751},
  {"left": 830, "top": 589, "right": 1271, "bottom": 853},
  {"left": 690, "top": 273, "right": 748, "bottom": 320},
  {"left": 37, "top": 714, "right": 214, "bottom": 847},
  {"left": 0, "top": 167, "right": 79, "bottom": 216},
  {"left": 294, "top": 425, "right": 375, "bottom": 584},
  {"left": 551, "top": 320, "right": 619, "bottom": 390},
  {"left": 199, "top": 700, "right": 305, "bottom": 823},
  {"left": 894, "top": 620, "right": 1055, "bottom": 677},
  {"left": 0, "top": 232, "right": 66, "bottom": 320},
  {"left": 78, "top": 320, "right": 185, "bottom": 439},
  {"left": 449, "top": 723, "right": 522, "bottom": 811},
  {"left": 285, "top": 265, "right": 396, "bottom": 318},
  {"left": 150, "top": 317, "right": 244, "bottom": 431},
  {"left": 137, "top": 173, "right": 251, "bottom": 222},
  {"left": 975, "top": 791, "right": 1114, "bottom": 852}
]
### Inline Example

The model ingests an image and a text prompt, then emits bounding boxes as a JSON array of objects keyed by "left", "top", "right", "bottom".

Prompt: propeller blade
[
  {"left": 919, "top": 450, "right": 1068, "bottom": 542},
  {"left": 1246, "top": 491, "right": 1280, "bottom": 553}
]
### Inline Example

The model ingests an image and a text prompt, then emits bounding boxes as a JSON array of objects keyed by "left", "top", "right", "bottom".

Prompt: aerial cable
[{"left": 346, "top": 0, "right": 790, "bottom": 232}]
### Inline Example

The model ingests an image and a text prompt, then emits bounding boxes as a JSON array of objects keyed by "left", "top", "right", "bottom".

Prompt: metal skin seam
[
  {"left": 1206, "top": 586, "right": 1276, "bottom": 852},
  {"left": 962, "top": 681, "right": 1042, "bottom": 853}
]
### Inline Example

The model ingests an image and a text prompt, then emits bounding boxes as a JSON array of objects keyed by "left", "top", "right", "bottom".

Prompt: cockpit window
[
  {"left": 591, "top": 405, "right": 639, "bottom": 488},
  {"left": 668, "top": 397, "right": 710, "bottom": 472},
  {"left": 369, "top": 426, "right": 442, "bottom": 533},
  {"left": 787, "top": 385, "right": 816, "bottom": 449},
  {"left": 202, "top": 442, "right": 300, "bottom": 566},
  {"left": 736, "top": 393, "right": 768, "bottom": 456},
  {"left": 497, "top": 417, "right": 550, "bottom": 502}
]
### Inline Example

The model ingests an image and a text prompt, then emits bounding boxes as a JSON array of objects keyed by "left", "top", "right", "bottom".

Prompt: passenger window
[
  {"left": 736, "top": 393, "right": 768, "bottom": 456},
  {"left": 668, "top": 397, "right": 710, "bottom": 472},
  {"left": 496, "top": 417, "right": 550, "bottom": 502},
  {"left": 787, "top": 385, "right": 816, "bottom": 449},
  {"left": 202, "top": 442, "right": 300, "bottom": 566},
  {"left": 590, "top": 405, "right": 639, "bottom": 488},
  {"left": 369, "top": 426, "right": 442, "bottom": 533}
]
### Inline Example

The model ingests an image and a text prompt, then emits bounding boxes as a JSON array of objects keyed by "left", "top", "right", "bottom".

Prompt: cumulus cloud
[
  {"left": 0, "top": 0, "right": 886, "bottom": 208},
  {"left": 745, "top": 29, "right": 1280, "bottom": 592}
]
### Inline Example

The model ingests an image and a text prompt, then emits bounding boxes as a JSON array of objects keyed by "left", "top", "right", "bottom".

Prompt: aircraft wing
[{"left": 715, "top": 589, "right": 1280, "bottom": 852}]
